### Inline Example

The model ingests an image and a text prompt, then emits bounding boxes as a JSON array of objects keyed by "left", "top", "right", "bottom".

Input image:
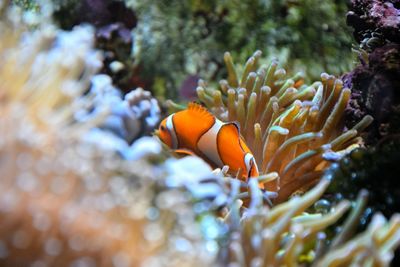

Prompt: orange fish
[{"left": 157, "top": 102, "right": 259, "bottom": 183}]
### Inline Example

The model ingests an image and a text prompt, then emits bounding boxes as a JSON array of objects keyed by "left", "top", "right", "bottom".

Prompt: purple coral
[
  {"left": 54, "top": 0, "right": 141, "bottom": 91},
  {"left": 344, "top": 0, "right": 400, "bottom": 143},
  {"left": 370, "top": 1, "right": 400, "bottom": 28},
  {"left": 343, "top": 44, "right": 400, "bottom": 144},
  {"left": 347, "top": 0, "right": 400, "bottom": 48}
]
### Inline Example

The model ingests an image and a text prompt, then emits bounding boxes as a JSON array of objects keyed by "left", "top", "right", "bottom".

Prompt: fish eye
[{"left": 160, "top": 125, "right": 166, "bottom": 131}]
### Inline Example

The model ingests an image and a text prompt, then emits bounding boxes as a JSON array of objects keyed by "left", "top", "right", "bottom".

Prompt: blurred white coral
[
  {"left": 164, "top": 156, "right": 214, "bottom": 187},
  {"left": 0, "top": 17, "right": 102, "bottom": 117},
  {"left": 0, "top": 6, "right": 215, "bottom": 267},
  {"left": 75, "top": 74, "right": 161, "bottom": 146}
]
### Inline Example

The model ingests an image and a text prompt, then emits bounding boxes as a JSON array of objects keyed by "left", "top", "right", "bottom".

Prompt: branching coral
[{"left": 197, "top": 51, "right": 373, "bottom": 203}]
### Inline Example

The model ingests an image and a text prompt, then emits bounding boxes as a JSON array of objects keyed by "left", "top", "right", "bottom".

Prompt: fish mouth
[{"left": 153, "top": 129, "right": 160, "bottom": 137}]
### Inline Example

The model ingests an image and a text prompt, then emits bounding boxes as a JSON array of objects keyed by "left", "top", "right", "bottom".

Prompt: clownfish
[{"left": 157, "top": 102, "right": 260, "bottom": 184}]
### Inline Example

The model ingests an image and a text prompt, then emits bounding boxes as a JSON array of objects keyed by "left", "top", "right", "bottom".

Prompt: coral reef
[
  {"left": 347, "top": 0, "right": 400, "bottom": 51},
  {"left": 197, "top": 51, "right": 372, "bottom": 203},
  {"left": 128, "top": 0, "right": 353, "bottom": 100},
  {"left": 52, "top": 0, "right": 136, "bottom": 30},
  {"left": 1, "top": 1, "right": 400, "bottom": 267},
  {"left": 340, "top": 1, "right": 400, "bottom": 263},
  {"left": 343, "top": 45, "right": 400, "bottom": 142},
  {"left": 51, "top": 0, "right": 144, "bottom": 92},
  {"left": 344, "top": 0, "right": 400, "bottom": 144}
]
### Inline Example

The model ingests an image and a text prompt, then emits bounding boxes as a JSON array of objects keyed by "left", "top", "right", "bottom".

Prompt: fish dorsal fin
[{"left": 187, "top": 102, "right": 214, "bottom": 121}]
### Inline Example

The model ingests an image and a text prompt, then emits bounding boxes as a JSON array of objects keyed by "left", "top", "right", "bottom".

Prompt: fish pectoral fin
[
  {"left": 225, "top": 121, "right": 240, "bottom": 133},
  {"left": 173, "top": 148, "right": 195, "bottom": 156}
]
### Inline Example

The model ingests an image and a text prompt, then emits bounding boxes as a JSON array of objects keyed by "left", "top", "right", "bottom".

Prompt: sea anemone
[
  {"left": 218, "top": 178, "right": 400, "bottom": 266},
  {"left": 196, "top": 51, "right": 373, "bottom": 203}
]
